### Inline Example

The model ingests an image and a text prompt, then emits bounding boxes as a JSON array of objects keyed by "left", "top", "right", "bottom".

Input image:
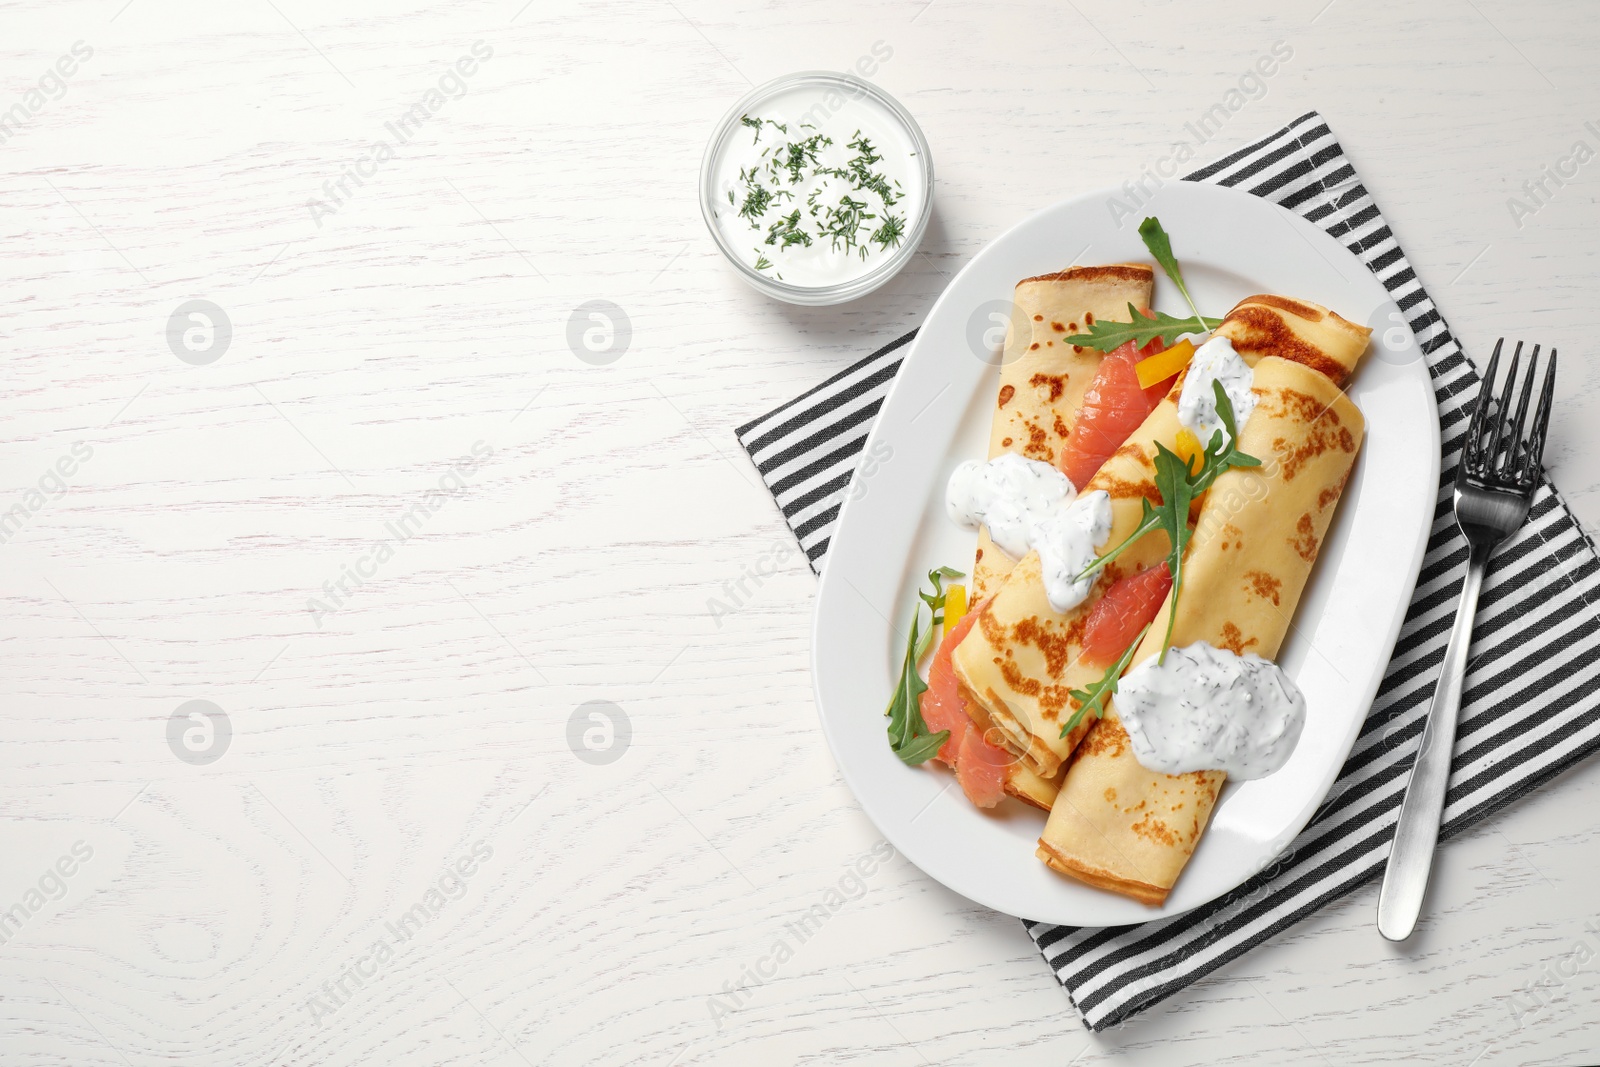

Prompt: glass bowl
[{"left": 699, "top": 71, "right": 934, "bottom": 306}]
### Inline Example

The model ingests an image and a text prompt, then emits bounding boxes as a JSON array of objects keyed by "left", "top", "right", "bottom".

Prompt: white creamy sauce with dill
[
  {"left": 709, "top": 84, "right": 923, "bottom": 287},
  {"left": 1116, "top": 641, "right": 1306, "bottom": 780},
  {"left": 1177, "top": 336, "right": 1257, "bottom": 447},
  {"left": 1032, "top": 490, "right": 1112, "bottom": 613},
  {"left": 945, "top": 454, "right": 1075, "bottom": 560},
  {"left": 945, "top": 456, "right": 1110, "bottom": 613}
]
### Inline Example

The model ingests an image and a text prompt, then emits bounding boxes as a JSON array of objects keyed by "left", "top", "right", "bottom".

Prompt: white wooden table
[{"left": 3, "top": 1, "right": 1598, "bottom": 1063}]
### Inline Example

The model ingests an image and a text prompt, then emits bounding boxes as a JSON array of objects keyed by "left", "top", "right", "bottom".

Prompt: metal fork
[{"left": 1377, "top": 339, "right": 1557, "bottom": 942}]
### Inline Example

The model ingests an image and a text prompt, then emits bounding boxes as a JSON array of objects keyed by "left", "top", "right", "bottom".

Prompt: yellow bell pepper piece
[
  {"left": 943, "top": 583, "right": 967, "bottom": 637},
  {"left": 1174, "top": 428, "right": 1204, "bottom": 473},
  {"left": 1135, "top": 338, "right": 1196, "bottom": 391}
]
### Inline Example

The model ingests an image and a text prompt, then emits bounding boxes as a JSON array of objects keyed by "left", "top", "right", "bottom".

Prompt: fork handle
[{"left": 1377, "top": 539, "right": 1492, "bottom": 941}]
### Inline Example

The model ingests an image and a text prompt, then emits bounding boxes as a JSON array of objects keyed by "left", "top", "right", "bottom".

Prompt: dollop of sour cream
[
  {"left": 1177, "top": 336, "right": 1257, "bottom": 447},
  {"left": 945, "top": 455, "right": 1110, "bottom": 612},
  {"left": 1032, "top": 490, "right": 1113, "bottom": 613},
  {"left": 945, "top": 454, "right": 1075, "bottom": 560},
  {"left": 1115, "top": 641, "right": 1306, "bottom": 780}
]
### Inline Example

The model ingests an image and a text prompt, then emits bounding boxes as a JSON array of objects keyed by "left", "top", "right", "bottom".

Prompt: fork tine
[
  {"left": 1489, "top": 340, "right": 1523, "bottom": 473},
  {"left": 1464, "top": 338, "right": 1503, "bottom": 472},
  {"left": 1523, "top": 348, "right": 1558, "bottom": 480},
  {"left": 1503, "top": 344, "right": 1539, "bottom": 477}
]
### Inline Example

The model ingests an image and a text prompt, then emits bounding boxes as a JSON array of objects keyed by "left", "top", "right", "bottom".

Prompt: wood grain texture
[{"left": 1, "top": 0, "right": 1597, "bottom": 1063}]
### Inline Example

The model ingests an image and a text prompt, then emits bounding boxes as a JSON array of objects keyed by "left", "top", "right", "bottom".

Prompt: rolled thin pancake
[
  {"left": 1215, "top": 294, "right": 1370, "bottom": 388},
  {"left": 1036, "top": 356, "right": 1365, "bottom": 904},
  {"left": 953, "top": 295, "right": 1372, "bottom": 781},
  {"left": 963, "top": 264, "right": 1152, "bottom": 809},
  {"left": 971, "top": 264, "right": 1154, "bottom": 601}
]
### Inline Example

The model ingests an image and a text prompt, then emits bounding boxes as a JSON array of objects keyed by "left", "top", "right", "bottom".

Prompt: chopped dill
[
  {"left": 778, "top": 133, "right": 831, "bottom": 185},
  {"left": 871, "top": 213, "right": 906, "bottom": 250},
  {"left": 738, "top": 181, "right": 773, "bottom": 221},
  {"left": 765, "top": 209, "right": 813, "bottom": 249},
  {"left": 821, "top": 195, "right": 874, "bottom": 254}
]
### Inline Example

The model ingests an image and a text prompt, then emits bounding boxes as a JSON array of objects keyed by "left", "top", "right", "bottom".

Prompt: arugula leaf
[
  {"left": 884, "top": 566, "right": 964, "bottom": 765},
  {"left": 884, "top": 608, "right": 934, "bottom": 751},
  {"left": 1065, "top": 216, "right": 1222, "bottom": 353},
  {"left": 1138, "top": 216, "right": 1210, "bottom": 334},
  {"left": 1063, "top": 302, "right": 1222, "bottom": 354},
  {"left": 894, "top": 731, "right": 950, "bottom": 767},
  {"left": 914, "top": 565, "right": 964, "bottom": 660},
  {"left": 1149, "top": 440, "right": 1197, "bottom": 662},
  {"left": 1062, "top": 623, "right": 1150, "bottom": 737}
]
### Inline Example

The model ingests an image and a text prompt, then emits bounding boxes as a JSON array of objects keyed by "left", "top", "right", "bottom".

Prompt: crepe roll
[
  {"left": 972, "top": 265, "right": 1154, "bottom": 600},
  {"left": 1036, "top": 356, "right": 1365, "bottom": 904},
  {"left": 1215, "top": 294, "right": 1371, "bottom": 387}
]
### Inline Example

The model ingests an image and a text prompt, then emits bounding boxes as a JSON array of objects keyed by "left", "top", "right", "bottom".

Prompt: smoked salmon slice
[
  {"left": 919, "top": 608, "right": 977, "bottom": 765},
  {"left": 955, "top": 725, "right": 1010, "bottom": 808},
  {"left": 1058, "top": 336, "right": 1171, "bottom": 490},
  {"left": 919, "top": 599, "right": 1011, "bottom": 808},
  {"left": 1082, "top": 562, "right": 1172, "bottom": 666}
]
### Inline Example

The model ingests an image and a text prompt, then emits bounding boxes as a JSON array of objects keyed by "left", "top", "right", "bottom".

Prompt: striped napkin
[{"left": 735, "top": 111, "right": 1600, "bottom": 1030}]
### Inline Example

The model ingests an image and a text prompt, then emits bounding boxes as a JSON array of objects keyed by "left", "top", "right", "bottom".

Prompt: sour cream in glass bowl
[{"left": 699, "top": 71, "right": 933, "bottom": 305}]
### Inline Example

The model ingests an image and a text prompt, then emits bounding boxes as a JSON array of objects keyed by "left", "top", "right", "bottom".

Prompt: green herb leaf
[
  {"left": 1062, "top": 623, "right": 1150, "bottom": 737},
  {"left": 914, "top": 565, "right": 963, "bottom": 660},
  {"left": 871, "top": 213, "right": 905, "bottom": 251},
  {"left": 885, "top": 566, "right": 964, "bottom": 765},
  {"left": 1063, "top": 303, "right": 1223, "bottom": 354},
  {"left": 884, "top": 608, "right": 927, "bottom": 749},
  {"left": 821, "top": 194, "right": 874, "bottom": 255},
  {"left": 1149, "top": 440, "right": 1197, "bottom": 662},
  {"left": 737, "top": 181, "right": 773, "bottom": 222},
  {"left": 1139, "top": 216, "right": 1210, "bottom": 334},
  {"left": 764, "top": 209, "right": 812, "bottom": 249},
  {"left": 894, "top": 731, "right": 950, "bottom": 767}
]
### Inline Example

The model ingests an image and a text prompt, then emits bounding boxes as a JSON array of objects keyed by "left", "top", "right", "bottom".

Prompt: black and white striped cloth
[{"left": 735, "top": 111, "right": 1600, "bottom": 1030}]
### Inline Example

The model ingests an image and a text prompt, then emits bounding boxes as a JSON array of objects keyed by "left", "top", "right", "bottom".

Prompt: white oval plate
[{"left": 811, "top": 181, "right": 1439, "bottom": 925}]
